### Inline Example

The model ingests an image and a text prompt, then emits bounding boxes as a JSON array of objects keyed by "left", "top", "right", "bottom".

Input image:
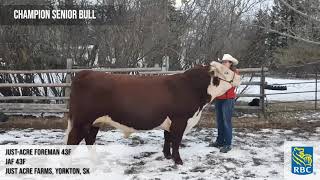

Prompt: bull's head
[
  {"left": 207, "top": 61, "right": 241, "bottom": 102},
  {"left": 209, "top": 61, "right": 241, "bottom": 86}
]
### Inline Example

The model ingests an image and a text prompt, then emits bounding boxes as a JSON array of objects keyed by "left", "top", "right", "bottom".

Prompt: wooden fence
[{"left": 0, "top": 59, "right": 268, "bottom": 116}]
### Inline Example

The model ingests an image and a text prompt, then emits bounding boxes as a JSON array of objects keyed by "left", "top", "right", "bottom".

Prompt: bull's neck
[{"left": 184, "top": 68, "right": 211, "bottom": 108}]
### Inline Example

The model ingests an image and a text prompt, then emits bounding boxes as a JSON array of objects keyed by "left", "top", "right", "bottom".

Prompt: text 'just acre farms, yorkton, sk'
[{"left": 13, "top": 9, "right": 96, "bottom": 20}]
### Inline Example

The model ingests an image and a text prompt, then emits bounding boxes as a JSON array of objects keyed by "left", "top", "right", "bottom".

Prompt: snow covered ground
[
  {"left": 1, "top": 128, "right": 320, "bottom": 180},
  {"left": 238, "top": 77, "right": 318, "bottom": 102}
]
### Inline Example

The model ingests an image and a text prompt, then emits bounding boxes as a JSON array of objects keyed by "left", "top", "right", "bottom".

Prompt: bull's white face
[
  {"left": 207, "top": 61, "right": 241, "bottom": 102},
  {"left": 209, "top": 61, "right": 241, "bottom": 86}
]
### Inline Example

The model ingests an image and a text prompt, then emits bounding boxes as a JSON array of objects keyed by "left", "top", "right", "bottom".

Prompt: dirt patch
[
  {"left": 199, "top": 110, "right": 320, "bottom": 131},
  {"left": 0, "top": 115, "right": 67, "bottom": 129},
  {"left": 1, "top": 107, "right": 319, "bottom": 130}
]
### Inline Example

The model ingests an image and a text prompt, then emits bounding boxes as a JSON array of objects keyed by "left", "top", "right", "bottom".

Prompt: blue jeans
[{"left": 215, "top": 99, "right": 235, "bottom": 146}]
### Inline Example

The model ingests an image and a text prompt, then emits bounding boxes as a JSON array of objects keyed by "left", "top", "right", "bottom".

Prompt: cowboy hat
[{"left": 218, "top": 54, "right": 238, "bottom": 65}]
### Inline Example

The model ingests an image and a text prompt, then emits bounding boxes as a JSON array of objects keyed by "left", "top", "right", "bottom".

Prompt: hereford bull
[{"left": 65, "top": 61, "right": 241, "bottom": 165}]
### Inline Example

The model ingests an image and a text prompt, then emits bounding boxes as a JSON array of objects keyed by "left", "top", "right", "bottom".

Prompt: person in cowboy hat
[{"left": 209, "top": 54, "right": 240, "bottom": 153}]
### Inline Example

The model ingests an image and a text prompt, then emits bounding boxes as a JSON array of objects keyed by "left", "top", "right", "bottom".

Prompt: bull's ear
[{"left": 208, "top": 67, "right": 215, "bottom": 77}]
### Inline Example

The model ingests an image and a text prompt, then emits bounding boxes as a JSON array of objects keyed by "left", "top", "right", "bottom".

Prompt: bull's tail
[{"left": 64, "top": 119, "right": 72, "bottom": 144}]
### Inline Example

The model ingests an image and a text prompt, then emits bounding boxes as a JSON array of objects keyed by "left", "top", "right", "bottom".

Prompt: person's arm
[
  {"left": 235, "top": 69, "right": 240, "bottom": 75},
  {"left": 232, "top": 69, "right": 241, "bottom": 87}
]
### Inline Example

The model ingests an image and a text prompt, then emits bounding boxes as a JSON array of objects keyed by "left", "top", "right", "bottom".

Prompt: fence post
[
  {"left": 64, "top": 58, "right": 72, "bottom": 119},
  {"left": 260, "top": 66, "right": 266, "bottom": 118},
  {"left": 166, "top": 56, "right": 169, "bottom": 71},
  {"left": 162, "top": 56, "right": 169, "bottom": 72},
  {"left": 161, "top": 57, "right": 165, "bottom": 72},
  {"left": 316, "top": 72, "right": 318, "bottom": 110}
]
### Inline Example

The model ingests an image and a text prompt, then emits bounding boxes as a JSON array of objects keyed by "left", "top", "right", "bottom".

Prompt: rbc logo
[{"left": 291, "top": 147, "right": 313, "bottom": 175}]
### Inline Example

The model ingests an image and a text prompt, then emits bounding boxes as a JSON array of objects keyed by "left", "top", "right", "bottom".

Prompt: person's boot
[
  {"left": 220, "top": 145, "right": 232, "bottom": 153},
  {"left": 209, "top": 141, "right": 223, "bottom": 148}
]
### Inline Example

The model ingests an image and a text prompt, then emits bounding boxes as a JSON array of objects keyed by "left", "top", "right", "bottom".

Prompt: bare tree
[
  {"left": 176, "top": 0, "right": 267, "bottom": 68},
  {"left": 255, "top": 0, "right": 320, "bottom": 46}
]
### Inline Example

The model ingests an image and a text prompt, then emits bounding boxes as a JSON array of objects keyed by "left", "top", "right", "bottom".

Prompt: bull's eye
[
  {"left": 224, "top": 72, "right": 229, "bottom": 75},
  {"left": 209, "top": 71, "right": 215, "bottom": 76},
  {"left": 212, "top": 77, "right": 220, "bottom": 86}
]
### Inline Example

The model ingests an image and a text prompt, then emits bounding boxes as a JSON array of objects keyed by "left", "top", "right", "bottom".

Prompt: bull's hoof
[
  {"left": 163, "top": 152, "right": 172, "bottom": 159},
  {"left": 164, "top": 154, "right": 172, "bottom": 159},
  {"left": 174, "top": 158, "right": 183, "bottom": 165}
]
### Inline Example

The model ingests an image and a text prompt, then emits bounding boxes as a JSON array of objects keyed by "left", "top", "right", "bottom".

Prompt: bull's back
[{"left": 69, "top": 71, "right": 177, "bottom": 129}]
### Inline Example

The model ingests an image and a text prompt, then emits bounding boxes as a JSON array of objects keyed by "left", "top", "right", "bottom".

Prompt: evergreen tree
[
  {"left": 242, "top": 10, "right": 271, "bottom": 67},
  {"left": 268, "top": 0, "right": 320, "bottom": 67}
]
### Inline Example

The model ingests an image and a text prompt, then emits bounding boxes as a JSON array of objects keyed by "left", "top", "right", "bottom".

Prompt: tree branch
[
  {"left": 278, "top": 0, "right": 320, "bottom": 23},
  {"left": 252, "top": 25, "right": 320, "bottom": 46}
]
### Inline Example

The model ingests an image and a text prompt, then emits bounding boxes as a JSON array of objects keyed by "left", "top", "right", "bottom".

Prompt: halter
[{"left": 217, "top": 70, "right": 236, "bottom": 84}]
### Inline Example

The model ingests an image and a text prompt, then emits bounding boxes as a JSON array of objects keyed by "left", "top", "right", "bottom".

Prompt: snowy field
[
  {"left": 238, "top": 77, "right": 318, "bottom": 102},
  {"left": 1, "top": 128, "right": 320, "bottom": 180}
]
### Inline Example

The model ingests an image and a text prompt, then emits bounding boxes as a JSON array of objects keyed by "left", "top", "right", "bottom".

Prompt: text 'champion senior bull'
[{"left": 65, "top": 61, "right": 240, "bottom": 165}]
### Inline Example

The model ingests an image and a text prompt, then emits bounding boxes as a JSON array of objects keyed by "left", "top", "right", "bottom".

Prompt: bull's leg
[
  {"left": 85, "top": 126, "right": 99, "bottom": 145},
  {"left": 163, "top": 130, "right": 172, "bottom": 159},
  {"left": 84, "top": 126, "right": 100, "bottom": 164},
  {"left": 67, "top": 127, "right": 86, "bottom": 145},
  {"left": 170, "top": 121, "right": 187, "bottom": 165}
]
